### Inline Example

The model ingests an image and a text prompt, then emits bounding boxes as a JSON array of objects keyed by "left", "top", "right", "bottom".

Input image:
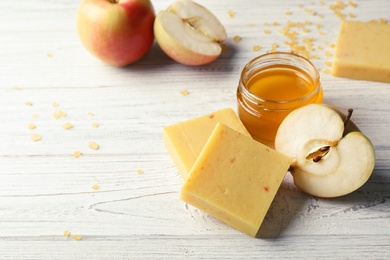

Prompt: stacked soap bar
[
  {"left": 164, "top": 108, "right": 292, "bottom": 237},
  {"left": 332, "top": 20, "right": 390, "bottom": 83},
  {"left": 163, "top": 108, "right": 250, "bottom": 180}
]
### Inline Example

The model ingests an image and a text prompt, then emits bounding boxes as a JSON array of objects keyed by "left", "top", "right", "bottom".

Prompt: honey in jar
[{"left": 237, "top": 52, "right": 323, "bottom": 147}]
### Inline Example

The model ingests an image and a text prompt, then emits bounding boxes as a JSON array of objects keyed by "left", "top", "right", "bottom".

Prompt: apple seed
[
  {"left": 312, "top": 155, "right": 323, "bottom": 163},
  {"left": 306, "top": 145, "right": 331, "bottom": 163},
  {"left": 319, "top": 145, "right": 330, "bottom": 152}
]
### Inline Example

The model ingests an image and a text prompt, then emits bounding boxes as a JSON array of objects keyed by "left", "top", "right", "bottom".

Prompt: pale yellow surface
[
  {"left": 163, "top": 108, "right": 250, "bottom": 180},
  {"left": 332, "top": 20, "right": 390, "bottom": 83},
  {"left": 180, "top": 123, "right": 292, "bottom": 237}
]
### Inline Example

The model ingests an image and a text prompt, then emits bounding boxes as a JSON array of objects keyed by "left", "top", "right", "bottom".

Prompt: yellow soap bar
[
  {"left": 180, "top": 123, "right": 292, "bottom": 237},
  {"left": 163, "top": 108, "right": 250, "bottom": 180},
  {"left": 332, "top": 20, "right": 390, "bottom": 83}
]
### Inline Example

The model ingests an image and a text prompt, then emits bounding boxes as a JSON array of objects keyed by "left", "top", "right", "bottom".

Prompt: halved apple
[
  {"left": 275, "top": 104, "right": 375, "bottom": 198},
  {"left": 154, "top": 0, "right": 227, "bottom": 66}
]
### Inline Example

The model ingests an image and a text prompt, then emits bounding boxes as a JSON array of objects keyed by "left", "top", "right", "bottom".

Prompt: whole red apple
[{"left": 77, "top": 0, "right": 155, "bottom": 66}]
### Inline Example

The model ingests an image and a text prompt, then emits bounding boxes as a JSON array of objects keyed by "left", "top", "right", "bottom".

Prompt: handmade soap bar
[
  {"left": 180, "top": 123, "right": 292, "bottom": 237},
  {"left": 331, "top": 20, "right": 390, "bottom": 83},
  {"left": 164, "top": 108, "right": 250, "bottom": 180}
]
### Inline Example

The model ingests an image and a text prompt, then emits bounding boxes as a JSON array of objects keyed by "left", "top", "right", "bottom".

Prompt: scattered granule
[
  {"left": 228, "top": 10, "right": 235, "bottom": 18},
  {"left": 31, "top": 133, "right": 41, "bottom": 142},
  {"left": 87, "top": 112, "right": 95, "bottom": 116},
  {"left": 315, "top": 24, "right": 323, "bottom": 30},
  {"left": 59, "top": 110, "right": 66, "bottom": 118},
  {"left": 348, "top": 13, "right": 356, "bottom": 18},
  {"left": 53, "top": 111, "right": 61, "bottom": 119},
  {"left": 263, "top": 29, "right": 271, "bottom": 35},
  {"left": 325, "top": 51, "right": 333, "bottom": 57},
  {"left": 302, "top": 28, "right": 311, "bottom": 33},
  {"left": 319, "top": 0, "right": 325, "bottom": 5},
  {"left": 25, "top": 102, "right": 33, "bottom": 106},
  {"left": 233, "top": 35, "right": 241, "bottom": 43},
  {"left": 319, "top": 31, "right": 326, "bottom": 36},
  {"left": 73, "top": 150, "right": 82, "bottom": 158},
  {"left": 52, "top": 102, "right": 59, "bottom": 108},
  {"left": 303, "top": 37, "right": 315, "bottom": 46},
  {"left": 308, "top": 54, "right": 319, "bottom": 60},
  {"left": 63, "top": 231, "right": 71, "bottom": 237},
  {"left": 318, "top": 14, "right": 324, "bottom": 19},
  {"left": 325, "top": 61, "right": 333, "bottom": 67},
  {"left": 180, "top": 89, "right": 189, "bottom": 96},
  {"left": 252, "top": 45, "right": 262, "bottom": 51},
  {"left": 28, "top": 123, "right": 36, "bottom": 130},
  {"left": 71, "top": 235, "right": 82, "bottom": 241},
  {"left": 317, "top": 45, "right": 324, "bottom": 50},
  {"left": 304, "top": 8, "right": 317, "bottom": 16},
  {"left": 53, "top": 110, "right": 67, "bottom": 119},
  {"left": 273, "top": 22, "right": 279, "bottom": 26},
  {"left": 62, "top": 122, "right": 73, "bottom": 130},
  {"left": 88, "top": 141, "right": 99, "bottom": 150},
  {"left": 32, "top": 113, "right": 39, "bottom": 119},
  {"left": 323, "top": 69, "right": 331, "bottom": 74},
  {"left": 247, "top": 23, "right": 256, "bottom": 27},
  {"left": 349, "top": 1, "right": 357, "bottom": 8},
  {"left": 336, "top": 12, "right": 346, "bottom": 20},
  {"left": 330, "top": 2, "right": 346, "bottom": 11},
  {"left": 92, "top": 122, "right": 99, "bottom": 128},
  {"left": 285, "top": 11, "right": 292, "bottom": 15},
  {"left": 298, "top": 4, "right": 303, "bottom": 8},
  {"left": 137, "top": 169, "right": 144, "bottom": 175},
  {"left": 47, "top": 53, "right": 53, "bottom": 58},
  {"left": 330, "top": 43, "right": 336, "bottom": 48},
  {"left": 270, "top": 43, "right": 278, "bottom": 53},
  {"left": 92, "top": 184, "right": 99, "bottom": 190},
  {"left": 264, "top": 22, "right": 270, "bottom": 26},
  {"left": 304, "top": 20, "right": 311, "bottom": 25},
  {"left": 380, "top": 18, "right": 388, "bottom": 24},
  {"left": 15, "top": 86, "right": 22, "bottom": 91}
]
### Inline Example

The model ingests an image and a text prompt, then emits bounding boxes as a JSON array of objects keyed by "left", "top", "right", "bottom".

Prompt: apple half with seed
[
  {"left": 275, "top": 104, "right": 375, "bottom": 198},
  {"left": 154, "top": 0, "right": 227, "bottom": 66}
]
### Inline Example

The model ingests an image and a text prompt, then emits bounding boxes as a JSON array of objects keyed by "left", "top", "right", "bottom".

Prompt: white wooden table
[{"left": 1, "top": 0, "right": 389, "bottom": 259}]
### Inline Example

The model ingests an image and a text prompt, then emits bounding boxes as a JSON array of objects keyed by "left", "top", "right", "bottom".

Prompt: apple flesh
[
  {"left": 275, "top": 104, "right": 375, "bottom": 198},
  {"left": 154, "top": 0, "right": 227, "bottom": 66},
  {"left": 77, "top": 0, "right": 155, "bottom": 66}
]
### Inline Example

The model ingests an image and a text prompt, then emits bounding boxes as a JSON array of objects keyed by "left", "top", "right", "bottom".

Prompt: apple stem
[{"left": 344, "top": 108, "right": 353, "bottom": 129}]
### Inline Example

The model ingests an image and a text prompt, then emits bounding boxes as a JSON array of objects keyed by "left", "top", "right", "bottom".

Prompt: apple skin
[{"left": 76, "top": 0, "right": 155, "bottom": 66}]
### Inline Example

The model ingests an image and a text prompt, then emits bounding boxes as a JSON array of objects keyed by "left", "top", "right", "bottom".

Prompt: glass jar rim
[{"left": 239, "top": 52, "right": 321, "bottom": 105}]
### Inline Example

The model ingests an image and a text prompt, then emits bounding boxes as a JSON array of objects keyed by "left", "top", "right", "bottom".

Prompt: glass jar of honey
[{"left": 237, "top": 52, "right": 323, "bottom": 147}]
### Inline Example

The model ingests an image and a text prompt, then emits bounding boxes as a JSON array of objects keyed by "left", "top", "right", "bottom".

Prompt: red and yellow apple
[
  {"left": 154, "top": 0, "right": 227, "bottom": 66},
  {"left": 76, "top": 0, "right": 155, "bottom": 66}
]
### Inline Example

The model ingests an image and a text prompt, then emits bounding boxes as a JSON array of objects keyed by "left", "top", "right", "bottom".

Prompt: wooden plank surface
[{"left": 0, "top": 0, "right": 389, "bottom": 259}]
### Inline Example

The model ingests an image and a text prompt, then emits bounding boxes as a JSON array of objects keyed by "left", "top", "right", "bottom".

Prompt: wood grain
[{"left": 0, "top": 0, "right": 389, "bottom": 259}]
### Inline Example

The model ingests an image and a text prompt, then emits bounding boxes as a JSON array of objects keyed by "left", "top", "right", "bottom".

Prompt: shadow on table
[
  {"left": 118, "top": 41, "right": 239, "bottom": 72},
  {"left": 255, "top": 174, "right": 308, "bottom": 239},
  {"left": 256, "top": 168, "right": 389, "bottom": 239},
  {"left": 317, "top": 168, "right": 389, "bottom": 215}
]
